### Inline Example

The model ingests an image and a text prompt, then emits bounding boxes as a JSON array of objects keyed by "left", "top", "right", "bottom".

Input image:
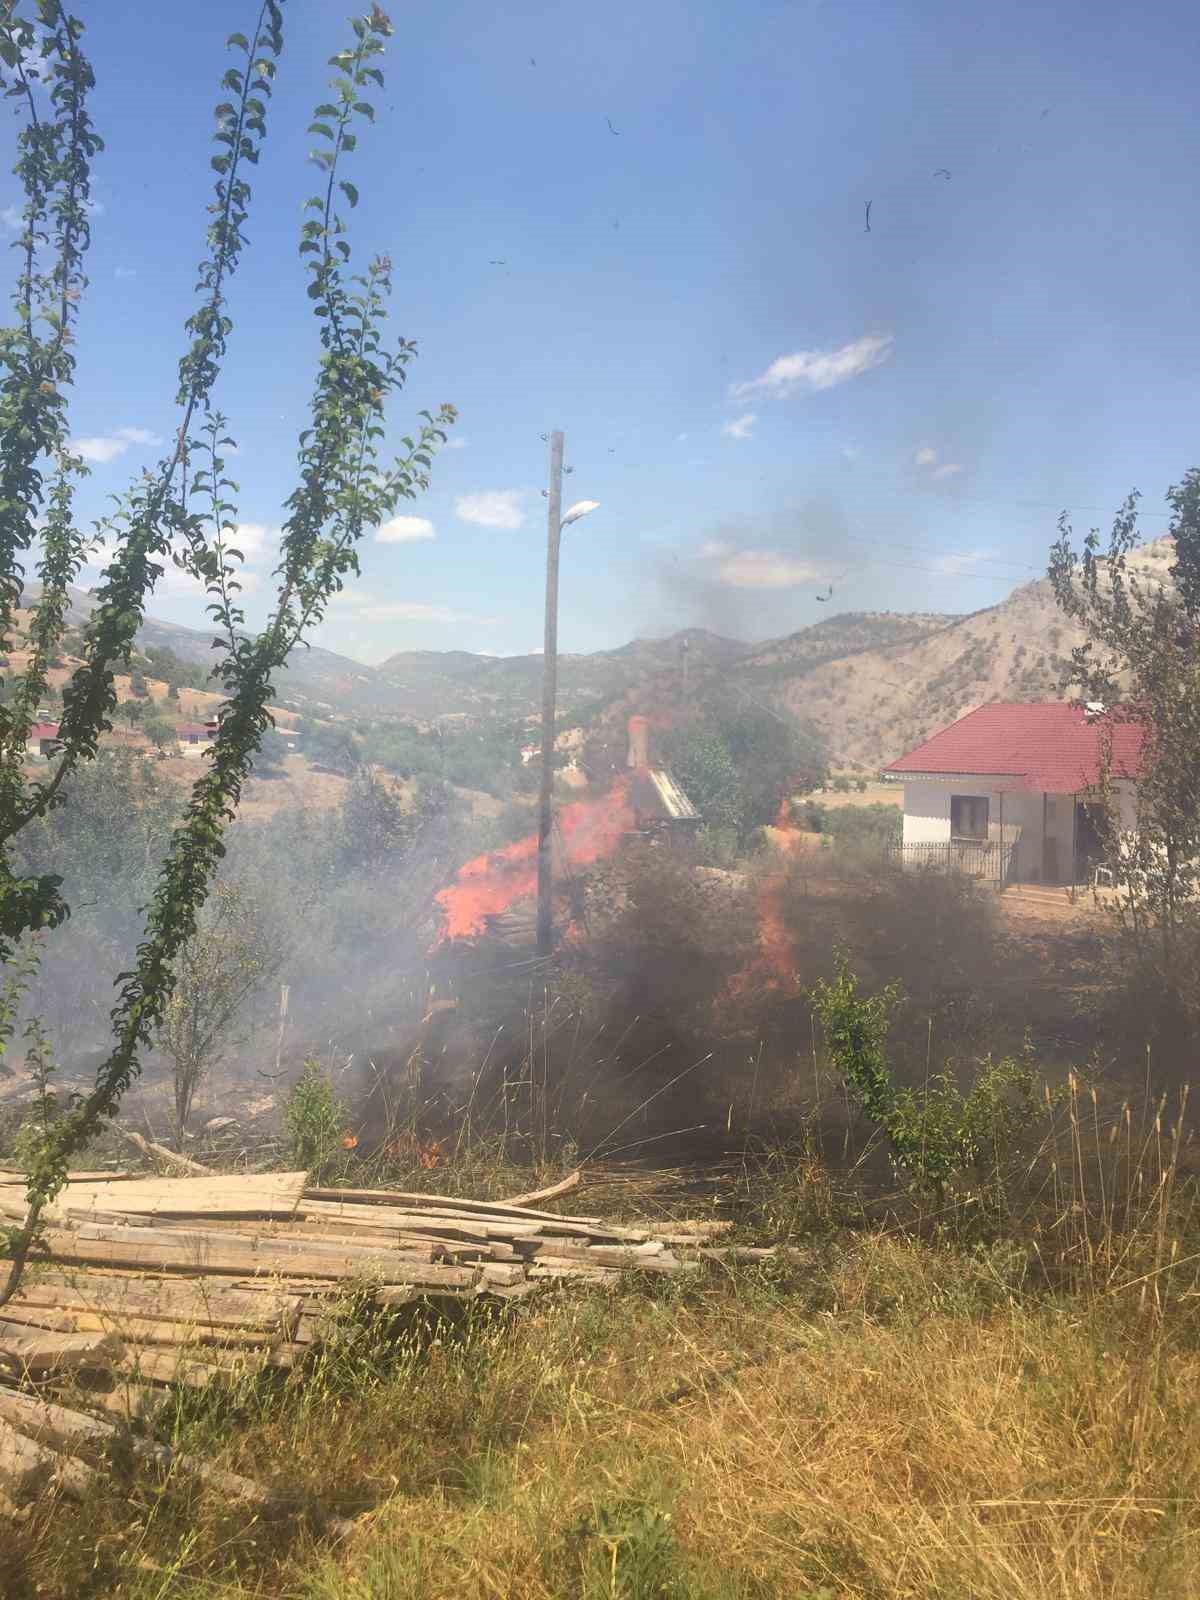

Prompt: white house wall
[
  {"left": 901, "top": 778, "right": 1049, "bottom": 880},
  {"left": 901, "top": 776, "right": 1139, "bottom": 883},
  {"left": 901, "top": 781, "right": 953, "bottom": 845}
]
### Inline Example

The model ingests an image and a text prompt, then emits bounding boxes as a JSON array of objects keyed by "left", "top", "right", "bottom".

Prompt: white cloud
[
  {"left": 699, "top": 539, "right": 734, "bottom": 559},
  {"left": 1, "top": 205, "right": 21, "bottom": 233},
  {"left": 376, "top": 514, "right": 435, "bottom": 544},
  {"left": 80, "top": 536, "right": 118, "bottom": 571},
  {"left": 355, "top": 601, "right": 500, "bottom": 625},
  {"left": 722, "top": 413, "right": 757, "bottom": 440},
  {"left": 71, "top": 439, "right": 124, "bottom": 464},
  {"left": 842, "top": 446, "right": 859, "bottom": 460},
  {"left": 444, "top": 437, "right": 468, "bottom": 450},
  {"left": 455, "top": 489, "right": 526, "bottom": 530},
  {"left": 929, "top": 549, "right": 990, "bottom": 576},
  {"left": 914, "top": 447, "right": 962, "bottom": 478},
  {"left": 732, "top": 334, "right": 893, "bottom": 401},
  {"left": 676, "top": 432, "right": 689, "bottom": 442},
  {"left": 715, "top": 549, "right": 824, "bottom": 590},
  {"left": 86, "top": 198, "right": 104, "bottom": 217},
  {"left": 228, "top": 522, "right": 276, "bottom": 560},
  {"left": 114, "top": 266, "right": 137, "bottom": 280},
  {"left": 70, "top": 426, "right": 162, "bottom": 464}
]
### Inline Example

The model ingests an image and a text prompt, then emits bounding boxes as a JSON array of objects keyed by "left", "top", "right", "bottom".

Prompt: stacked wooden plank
[{"left": 0, "top": 1169, "right": 732, "bottom": 1463}]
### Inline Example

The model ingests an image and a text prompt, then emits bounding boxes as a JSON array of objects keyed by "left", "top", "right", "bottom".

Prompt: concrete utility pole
[{"left": 536, "top": 430, "right": 565, "bottom": 957}]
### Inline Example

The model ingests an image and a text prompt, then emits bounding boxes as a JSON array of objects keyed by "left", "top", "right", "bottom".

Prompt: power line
[
  {"left": 845, "top": 552, "right": 1040, "bottom": 584},
  {"left": 916, "top": 489, "right": 1173, "bottom": 521},
  {"left": 839, "top": 531, "right": 1040, "bottom": 573}
]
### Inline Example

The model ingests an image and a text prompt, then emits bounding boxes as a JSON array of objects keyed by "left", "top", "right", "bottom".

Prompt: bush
[
  {"left": 284, "top": 1057, "right": 348, "bottom": 1176},
  {"left": 252, "top": 726, "right": 290, "bottom": 775},
  {"left": 824, "top": 803, "right": 902, "bottom": 850},
  {"left": 812, "top": 956, "right": 1037, "bottom": 1197},
  {"left": 798, "top": 799, "right": 826, "bottom": 832}
]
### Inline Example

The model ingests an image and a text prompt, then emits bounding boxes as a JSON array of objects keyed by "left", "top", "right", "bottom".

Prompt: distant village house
[
  {"left": 25, "top": 720, "right": 59, "bottom": 760},
  {"left": 177, "top": 719, "right": 218, "bottom": 756},
  {"left": 883, "top": 702, "right": 1142, "bottom": 886}
]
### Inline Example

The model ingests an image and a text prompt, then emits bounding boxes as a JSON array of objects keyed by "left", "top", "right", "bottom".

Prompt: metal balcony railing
[{"left": 883, "top": 838, "right": 1015, "bottom": 885}]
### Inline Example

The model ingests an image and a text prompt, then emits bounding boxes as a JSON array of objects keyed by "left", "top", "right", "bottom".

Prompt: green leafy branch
[
  {"left": 1, "top": 6, "right": 457, "bottom": 1303},
  {"left": 2, "top": 1, "right": 285, "bottom": 869}
]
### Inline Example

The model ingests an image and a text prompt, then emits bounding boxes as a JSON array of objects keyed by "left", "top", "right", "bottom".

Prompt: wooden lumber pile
[{"left": 0, "top": 1169, "right": 733, "bottom": 1472}]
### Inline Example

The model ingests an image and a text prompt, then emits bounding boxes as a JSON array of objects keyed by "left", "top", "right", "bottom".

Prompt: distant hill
[
  {"left": 19, "top": 538, "right": 1177, "bottom": 769},
  {"left": 737, "top": 538, "right": 1176, "bottom": 768},
  {"left": 19, "top": 584, "right": 394, "bottom": 717},
  {"left": 372, "top": 628, "right": 750, "bottom": 722}
]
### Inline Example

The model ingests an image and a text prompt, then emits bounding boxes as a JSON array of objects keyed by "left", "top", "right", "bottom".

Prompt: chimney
[{"left": 627, "top": 714, "right": 650, "bottom": 769}]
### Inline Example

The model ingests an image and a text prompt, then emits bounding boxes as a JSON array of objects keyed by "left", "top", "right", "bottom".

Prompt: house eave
[{"left": 886, "top": 769, "right": 1133, "bottom": 794}]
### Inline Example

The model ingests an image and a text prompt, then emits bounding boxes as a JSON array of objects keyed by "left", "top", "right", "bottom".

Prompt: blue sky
[{"left": 19, "top": 0, "right": 1200, "bottom": 662}]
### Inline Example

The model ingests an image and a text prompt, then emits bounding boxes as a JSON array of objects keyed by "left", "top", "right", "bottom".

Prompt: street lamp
[
  {"left": 537, "top": 435, "right": 599, "bottom": 956},
  {"left": 561, "top": 499, "right": 600, "bottom": 528}
]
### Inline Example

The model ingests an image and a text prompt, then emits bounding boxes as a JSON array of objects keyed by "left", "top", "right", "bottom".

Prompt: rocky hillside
[{"left": 741, "top": 538, "right": 1175, "bottom": 769}]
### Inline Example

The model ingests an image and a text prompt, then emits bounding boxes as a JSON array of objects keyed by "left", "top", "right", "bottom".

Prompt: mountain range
[{"left": 26, "top": 539, "right": 1176, "bottom": 769}]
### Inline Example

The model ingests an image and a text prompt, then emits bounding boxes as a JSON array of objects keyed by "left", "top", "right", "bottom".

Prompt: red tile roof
[
  {"left": 28, "top": 721, "right": 59, "bottom": 741},
  {"left": 884, "top": 703, "right": 1144, "bottom": 794}
]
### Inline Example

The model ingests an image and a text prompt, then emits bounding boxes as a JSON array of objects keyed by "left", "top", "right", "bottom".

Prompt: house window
[{"left": 951, "top": 795, "right": 989, "bottom": 840}]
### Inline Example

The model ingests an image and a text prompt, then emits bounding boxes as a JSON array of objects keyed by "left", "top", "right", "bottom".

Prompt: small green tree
[
  {"left": 158, "top": 879, "right": 281, "bottom": 1147},
  {"left": 252, "top": 725, "right": 289, "bottom": 774},
  {"left": 1049, "top": 474, "right": 1200, "bottom": 1004},
  {"left": 308, "top": 721, "right": 362, "bottom": 775},
  {"left": 667, "top": 729, "right": 744, "bottom": 833},
  {"left": 142, "top": 712, "right": 177, "bottom": 752}
]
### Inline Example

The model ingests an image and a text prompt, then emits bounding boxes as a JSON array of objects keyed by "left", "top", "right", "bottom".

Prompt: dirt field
[
  {"left": 148, "top": 750, "right": 351, "bottom": 820},
  {"left": 803, "top": 781, "right": 902, "bottom": 809}
]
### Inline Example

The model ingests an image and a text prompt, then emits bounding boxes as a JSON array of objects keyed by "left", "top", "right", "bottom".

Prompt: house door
[
  {"left": 1074, "top": 801, "right": 1105, "bottom": 880},
  {"left": 1042, "top": 794, "right": 1062, "bottom": 883}
]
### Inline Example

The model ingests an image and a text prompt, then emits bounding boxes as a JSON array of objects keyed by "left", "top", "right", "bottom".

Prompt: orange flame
[
  {"left": 754, "top": 879, "right": 797, "bottom": 985},
  {"left": 434, "top": 777, "right": 638, "bottom": 942},
  {"left": 382, "top": 1132, "right": 444, "bottom": 1168},
  {"left": 719, "top": 873, "right": 799, "bottom": 1011}
]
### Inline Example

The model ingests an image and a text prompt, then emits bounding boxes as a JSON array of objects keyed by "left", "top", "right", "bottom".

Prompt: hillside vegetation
[{"left": 19, "top": 540, "right": 1176, "bottom": 778}]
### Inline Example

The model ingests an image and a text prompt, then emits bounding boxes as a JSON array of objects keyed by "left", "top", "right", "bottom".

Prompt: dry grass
[
  {"left": 5, "top": 1122, "right": 1200, "bottom": 1599},
  {"left": 5, "top": 1032, "right": 1200, "bottom": 1599},
  {"left": 312, "top": 1266, "right": 1199, "bottom": 1600}
]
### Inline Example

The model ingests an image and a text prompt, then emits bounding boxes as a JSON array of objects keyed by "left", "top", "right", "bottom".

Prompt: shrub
[
  {"left": 284, "top": 1057, "right": 348, "bottom": 1177},
  {"left": 823, "top": 803, "right": 901, "bottom": 850},
  {"left": 811, "top": 956, "right": 1037, "bottom": 1198}
]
